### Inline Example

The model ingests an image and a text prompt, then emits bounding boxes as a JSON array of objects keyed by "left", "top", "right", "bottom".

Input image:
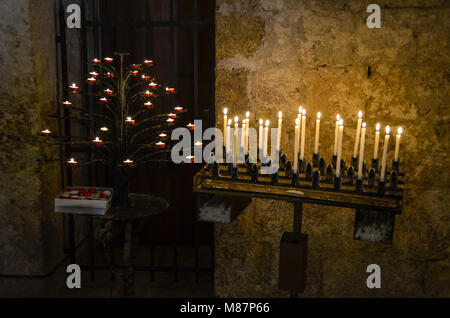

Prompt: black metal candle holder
[
  {"left": 392, "top": 159, "right": 400, "bottom": 172},
  {"left": 312, "top": 153, "right": 319, "bottom": 168},
  {"left": 351, "top": 156, "right": 358, "bottom": 168},
  {"left": 371, "top": 158, "right": 379, "bottom": 172},
  {"left": 355, "top": 178, "right": 363, "bottom": 192}
]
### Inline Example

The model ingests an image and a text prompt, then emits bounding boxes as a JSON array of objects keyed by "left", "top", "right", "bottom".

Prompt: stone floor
[{"left": 51, "top": 245, "right": 214, "bottom": 298}]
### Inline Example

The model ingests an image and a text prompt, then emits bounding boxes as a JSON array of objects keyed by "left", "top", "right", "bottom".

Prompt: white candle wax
[
  {"left": 258, "top": 119, "right": 263, "bottom": 159},
  {"left": 373, "top": 123, "right": 380, "bottom": 159},
  {"left": 353, "top": 110, "right": 363, "bottom": 158},
  {"left": 394, "top": 127, "right": 402, "bottom": 162},
  {"left": 223, "top": 108, "right": 228, "bottom": 149},
  {"left": 358, "top": 123, "right": 366, "bottom": 179},
  {"left": 294, "top": 118, "right": 300, "bottom": 173},
  {"left": 241, "top": 119, "right": 246, "bottom": 154},
  {"left": 277, "top": 111, "right": 282, "bottom": 154},
  {"left": 264, "top": 120, "right": 269, "bottom": 157},
  {"left": 245, "top": 112, "right": 250, "bottom": 155},
  {"left": 233, "top": 116, "right": 239, "bottom": 167},
  {"left": 333, "top": 114, "right": 340, "bottom": 156},
  {"left": 314, "top": 112, "right": 321, "bottom": 154},
  {"left": 226, "top": 120, "right": 231, "bottom": 157},
  {"left": 380, "top": 126, "right": 390, "bottom": 182},
  {"left": 300, "top": 109, "right": 306, "bottom": 160},
  {"left": 336, "top": 119, "right": 344, "bottom": 177}
]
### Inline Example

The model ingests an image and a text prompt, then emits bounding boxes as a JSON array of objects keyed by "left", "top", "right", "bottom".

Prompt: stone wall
[
  {"left": 0, "top": 0, "right": 63, "bottom": 296},
  {"left": 214, "top": 0, "right": 449, "bottom": 297}
]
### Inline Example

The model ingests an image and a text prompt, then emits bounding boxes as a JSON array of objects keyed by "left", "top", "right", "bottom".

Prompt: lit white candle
[
  {"left": 264, "top": 120, "right": 270, "bottom": 157},
  {"left": 241, "top": 119, "right": 246, "bottom": 153},
  {"left": 336, "top": 119, "right": 344, "bottom": 177},
  {"left": 353, "top": 110, "right": 363, "bottom": 158},
  {"left": 373, "top": 123, "right": 381, "bottom": 159},
  {"left": 233, "top": 116, "right": 239, "bottom": 167},
  {"left": 258, "top": 119, "right": 263, "bottom": 159},
  {"left": 358, "top": 122, "right": 366, "bottom": 179},
  {"left": 394, "top": 127, "right": 402, "bottom": 162},
  {"left": 225, "top": 119, "right": 231, "bottom": 157},
  {"left": 223, "top": 108, "right": 228, "bottom": 148},
  {"left": 300, "top": 109, "right": 306, "bottom": 160},
  {"left": 245, "top": 111, "right": 250, "bottom": 155},
  {"left": 333, "top": 114, "right": 340, "bottom": 156},
  {"left": 380, "top": 126, "right": 390, "bottom": 182},
  {"left": 294, "top": 117, "right": 300, "bottom": 173},
  {"left": 277, "top": 111, "right": 282, "bottom": 154},
  {"left": 314, "top": 112, "right": 321, "bottom": 154},
  {"left": 297, "top": 106, "right": 303, "bottom": 123}
]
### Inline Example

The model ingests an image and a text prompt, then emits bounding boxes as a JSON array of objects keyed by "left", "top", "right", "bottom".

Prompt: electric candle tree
[{"left": 40, "top": 53, "right": 188, "bottom": 207}]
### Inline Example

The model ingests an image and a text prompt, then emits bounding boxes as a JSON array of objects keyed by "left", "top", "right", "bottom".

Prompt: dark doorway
[{"left": 54, "top": 0, "right": 215, "bottom": 291}]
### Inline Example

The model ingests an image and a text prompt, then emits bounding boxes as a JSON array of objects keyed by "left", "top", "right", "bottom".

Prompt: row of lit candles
[{"left": 223, "top": 107, "right": 403, "bottom": 182}]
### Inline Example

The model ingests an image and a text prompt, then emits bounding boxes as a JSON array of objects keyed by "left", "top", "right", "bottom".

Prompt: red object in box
[
  {"left": 130, "top": 64, "right": 141, "bottom": 69},
  {"left": 105, "top": 72, "right": 114, "bottom": 78},
  {"left": 131, "top": 70, "right": 138, "bottom": 77},
  {"left": 187, "top": 123, "right": 195, "bottom": 131}
]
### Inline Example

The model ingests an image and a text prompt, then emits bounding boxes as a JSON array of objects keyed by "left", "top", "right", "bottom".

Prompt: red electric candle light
[
  {"left": 67, "top": 158, "right": 78, "bottom": 167},
  {"left": 144, "top": 101, "right": 153, "bottom": 109},
  {"left": 186, "top": 155, "right": 195, "bottom": 163},
  {"left": 144, "top": 59, "right": 153, "bottom": 66},
  {"left": 104, "top": 88, "right": 113, "bottom": 95},
  {"left": 123, "top": 159, "right": 134, "bottom": 167},
  {"left": 168, "top": 113, "right": 177, "bottom": 119},
  {"left": 130, "top": 64, "right": 141, "bottom": 69},
  {"left": 148, "top": 81, "right": 157, "bottom": 89},
  {"left": 141, "top": 74, "right": 151, "bottom": 81},
  {"left": 99, "top": 97, "right": 108, "bottom": 104},
  {"left": 165, "top": 87, "right": 175, "bottom": 93},
  {"left": 92, "top": 58, "right": 101, "bottom": 64},
  {"left": 105, "top": 72, "right": 114, "bottom": 78},
  {"left": 89, "top": 71, "right": 99, "bottom": 78},
  {"left": 104, "top": 57, "right": 113, "bottom": 63},
  {"left": 62, "top": 100, "right": 72, "bottom": 108},
  {"left": 194, "top": 141, "right": 203, "bottom": 148},
  {"left": 166, "top": 118, "right": 175, "bottom": 125},
  {"left": 187, "top": 123, "right": 195, "bottom": 131},
  {"left": 174, "top": 106, "right": 183, "bottom": 112},
  {"left": 155, "top": 141, "right": 166, "bottom": 149},
  {"left": 159, "top": 133, "right": 167, "bottom": 140},
  {"left": 87, "top": 77, "right": 96, "bottom": 83},
  {"left": 144, "top": 90, "right": 153, "bottom": 97},
  {"left": 100, "top": 126, "right": 109, "bottom": 132},
  {"left": 41, "top": 129, "right": 51, "bottom": 136},
  {"left": 92, "top": 136, "right": 103, "bottom": 145},
  {"left": 69, "top": 83, "right": 79, "bottom": 92},
  {"left": 125, "top": 117, "right": 135, "bottom": 125},
  {"left": 131, "top": 70, "right": 138, "bottom": 77}
]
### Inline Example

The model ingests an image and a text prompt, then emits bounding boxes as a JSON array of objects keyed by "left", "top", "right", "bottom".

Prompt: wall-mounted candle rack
[{"left": 193, "top": 153, "right": 404, "bottom": 296}]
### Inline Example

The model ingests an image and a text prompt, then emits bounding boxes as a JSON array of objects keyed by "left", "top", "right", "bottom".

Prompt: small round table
[{"left": 97, "top": 193, "right": 169, "bottom": 297}]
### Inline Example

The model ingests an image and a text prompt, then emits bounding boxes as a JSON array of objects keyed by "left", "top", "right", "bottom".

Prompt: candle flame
[
  {"left": 259, "top": 119, "right": 263, "bottom": 125},
  {"left": 278, "top": 111, "right": 282, "bottom": 119},
  {"left": 397, "top": 127, "right": 403, "bottom": 135},
  {"left": 228, "top": 119, "right": 232, "bottom": 126},
  {"left": 246, "top": 111, "right": 250, "bottom": 118},
  {"left": 336, "top": 114, "right": 340, "bottom": 121},
  {"left": 298, "top": 106, "right": 303, "bottom": 114},
  {"left": 265, "top": 120, "right": 270, "bottom": 127},
  {"left": 295, "top": 118, "right": 300, "bottom": 126},
  {"left": 234, "top": 116, "right": 239, "bottom": 123},
  {"left": 339, "top": 119, "right": 344, "bottom": 126},
  {"left": 358, "top": 110, "right": 363, "bottom": 118},
  {"left": 376, "top": 123, "right": 381, "bottom": 131},
  {"left": 100, "top": 126, "right": 108, "bottom": 132},
  {"left": 224, "top": 107, "right": 228, "bottom": 115},
  {"left": 159, "top": 133, "right": 167, "bottom": 137},
  {"left": 302, "top": 109, "right": 306, "bottom": 116},
  {"left": 386, "top": 125, "right": 390, "bottom": 134},
  {"left": 242, "top": 119, "right": 246, "bottom": 124},
  {"left": 127, "top": 116, "right": 132, "bottom": 121},
  {"left": 362, "top": 122, "right": 367, "bottom": 128},
  {"left": 317, "top": 112, "right": 321, "bottom": 119}
]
